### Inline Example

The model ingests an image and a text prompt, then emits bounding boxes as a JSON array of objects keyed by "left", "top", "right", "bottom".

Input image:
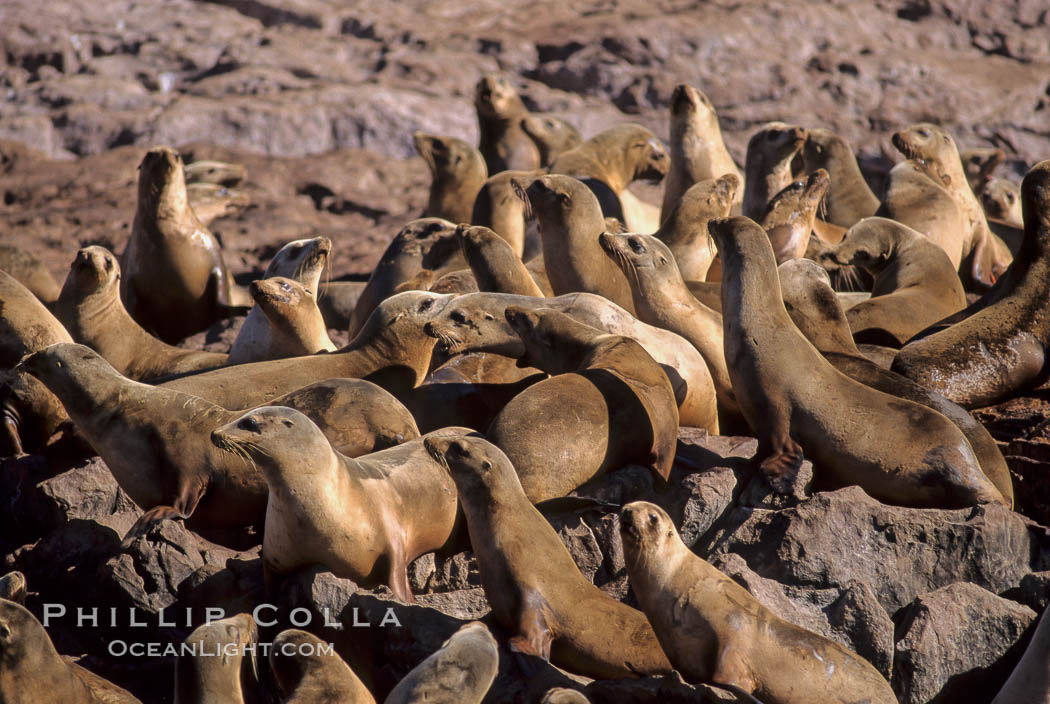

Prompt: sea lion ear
[
  {"left": 481, "top": 460, "right": 492, "bottom": 472},
  {"left": 0, "top": 619, "right": 11, "bottom": 645}
]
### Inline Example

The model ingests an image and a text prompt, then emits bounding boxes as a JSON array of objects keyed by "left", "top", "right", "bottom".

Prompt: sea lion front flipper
[
  {"left": 120, "top": 478, "right": 207, "bottom": 548},
  {"left": 711, "top": 641, "right": 758, "bottom": 696},
  {"left": 387, "top": 546, "right": 416, "bottom": 604},
  {"left": 757, "top": 438, "right": 804, "bottom": 494},
  {"left": 967, "top": 232, "right": 998, "bottom": 290},
  {"left": 508, "top": 590, "right": 554, "bottom": 660}
]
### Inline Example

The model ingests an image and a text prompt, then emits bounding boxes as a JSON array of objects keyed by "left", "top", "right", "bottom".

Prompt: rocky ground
[{"left": 2, "top": 0, "right": 1050, "bottom": 702}]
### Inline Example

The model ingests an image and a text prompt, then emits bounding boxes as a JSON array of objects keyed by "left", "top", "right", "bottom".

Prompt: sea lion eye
[
  {"left": 648, "top": 513, "right": 659, "bottom": 525},
  {"left": 280, "top": 282, "right": 292, "bottom": 292},
  {"left": 451, "top": 310, "right": 467, "bottom": 324},
  {"left": 629, "top": 238, "right": 645, "bottom": 253},
  {"left": 1006, "top": 193, "right": 1015, "bottom": 203},
  {"left": 917, "top": 128, "right": 930, "bottom": 139},
  {"left": 238, "top": 417, "right": 260, "bottom": 432},
  {"left": 418, "top": 298, "right": 434, "bottom": 313}
]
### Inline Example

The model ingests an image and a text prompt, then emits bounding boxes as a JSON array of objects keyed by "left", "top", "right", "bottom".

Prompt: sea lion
[
  {"left": 475, "top": 74, "right": 541, "bottom": 174},
  {"left": 760, "top": 169, "right": 829, "bottom": 264},
  {"left": 0, "top": 572, "right": 26, "bottom": 605},
  {"left": 347, "top": 219, "right": 459, "bottom": 338},
  {"left": 523, "top": 175, "right": 637, "bottom": 314},
  {"left": 960, "top": 146, "right": 1005, "bottom": 194},
  {"left": 619, "top": 501, "right": 897, "bottom": 703},
  {"left": 0, "top": 244, "right": 60, "bottom": 304},
  {"left": 120, "top": 146, "right": 242, "bottom": 343},
  {"left": 653, "top": 173, "right": 738, "bottom": 281},
  {"left": 184, "top": 159, "right": 246, "bottom": 186},
  {"left": 549, "top": 124, "right": 668, "bottom": 233},
  {"left": 413, "top": 132, "right": 488, "bottom": 224},
  {"left": 892, "top": 160, "right": 1050, "bottom": 408},
  {"left": 485, "top": 306, "right": 679, "bottom": 502},
  {"left": 800, "top": 127, "right": 879, "bottom": 228},
  {"left": 54, "top": 246, "right": 228, "bottom": 380},
  {"left": 709, "top": 215, "right": 1004, "bottom": 508},
  {"left": 470, "top": 169, "right": 545, "bottom": 258},
  {"left": 186, "top": 182, "right": 250, "bottom": 227},
  {"left": 521, "top": 114, "right": 583, "bottom": 168},
  {"left": 541, "top": 689, "right": 590, "bottom": 704},
  {"left": 423, "top": 291, "right": 717, "bottom": 430},
  {"left": 211, "top": 408, "right": 460, "bottom": 603},
  {"left": 240, "top": 277, "right": 335, "bottom": 362},
  {"left": 271, "top": 630, "right": 375, "bottom": 704},
  {"left": 457, "top": 224, "right": 544, "bottom": 298},
  {"left": 317, "top": 280, "right": 367, "bottom": 330},
  {"left": 741, "top": 122, "right": 807, "bottom": 219},
  {"left": 817, "top": 217, "right": 967, "bottom": 346},
  {"left": 174, "top": 613, "right": 261, "bottom": 704},
  {"left": 661, "top": 83, "right": 743, "bottom": 221},
  {"left": 423, "top": 433, "right": 673, "bottom": 679},
  {"left": 0, "top": 598, "right": 143, "bottom": 704},
  {"left": 990, "top": 606, "right": 1050, "bottom": 704},
  {"left": 778, "top": 258, "right": 1013, "bottom": 506},
  {"left": 21, "top": 344, "right": 419, "bottom": 541},
  {"left": 980, "top": 177, "right": 1024, "bottom": 229},
  {"left": 228, "top": 236, "right": 332, "bottom": 365},
  {"left": 384, "top": 621, "right": 498, "bottom": 704}
]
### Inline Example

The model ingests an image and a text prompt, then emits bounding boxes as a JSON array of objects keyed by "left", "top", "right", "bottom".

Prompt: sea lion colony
[{"left": 1, "top": 69, "right": 1049, "bottom": 704}]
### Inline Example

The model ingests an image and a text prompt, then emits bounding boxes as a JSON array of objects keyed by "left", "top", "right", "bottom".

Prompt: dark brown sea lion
[
  {"left": 414, "top": 132, "right": 488, "bottom": 224},
  {"left": 800, "top": 127, "right": 879, "bottom": 228},
  {"left": 741, "top": 122, "right": 807, "bottom": 219},
  {"left": 475, "top": 74, "right": 540, "bottom": 174}
]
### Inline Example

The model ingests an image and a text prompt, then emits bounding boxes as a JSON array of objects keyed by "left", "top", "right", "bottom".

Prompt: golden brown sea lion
[
  {"left": 653, "top": 173, "right": 738, "bottom": 281},
  {"left": 186, "top": 182, "right": 250, "bottom": 227},
  {"left": 174, "top": 613, "right": 261, "bottom": 704},
  {"left": 960, "top": 146, "right": 1005, "bottom": 194},
  {"left": 457, "top": 224, "right": 544, "bottom": 297},
  {"left": 742, "top": 122, "right": 807, "bottom": 219},
  {"left": 800, "top": 127, "right": 879, "bottom": 228},
  {"left": 475, "top": 74, "right": 540, "bottom": 173},
  {"left": 242, "top": 277, "right": 335, "bottom": 362},
  {"left": 760, "top": 169, "right": 829, "bottom": 264},
  {"left": 184, "top": 159, "right": 246, "bottom": 186},
  {"left": 270, "top": 629, "right": 376, "bottom": 704},
  {"left": 0, "top": 244, "right": 60, "bottom": 305},
  {"left": 384, "top": 622, "right": 498, "bottom": 704},
  {"left": 414, "top": 132, "right": 488, "bottom": 224},
  {"left": 980, "top": 177, "right": 1024, "bottom": 229},
  {"left": 520, "top": 114, "right": 583, "bottom": 168},
  {"left": 470, "top": 169, "right": 545, "bottom": 258}
]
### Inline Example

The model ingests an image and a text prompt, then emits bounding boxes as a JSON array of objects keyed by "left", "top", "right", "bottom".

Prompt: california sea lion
[
  {"left": 709, "top": 215, "right": 1004, "bottom": 508},
  {"left": 760, "top": 169, "right": 829, "bottom": 264},
  {"left": 470, "top": 169, "right": 545, "bottom": 258},
  {"left": 0, "top": 244, "right": 60, "bottom": 305},
  {"left": 120, "top": 146, "right": 242, "bottom": 343},
  {"left": 423, "top": 433, "right": 673, "bottom": 679},
  {"left": 457, "top": 224, "right": 544, "bottom": 298},
  {"left": 818, "top": 217, "right": 967, "bottom": 346},
  {"left": 184, "top": 159, "right": 246, "bottom": 186},
  {"left": 54, "top": 246, "right": 228, "bottom": 380},
  {"left": 990, "top": 606, "right": 1050, "bottom": 704},
  {"left": 619, "top": 501, "right": 897, "bottom": 703},
  {"left": 384, "top": 621, "right": 498, "bottom": 704},
  {"left": 741, "top": 122, "right": 807, "bottom": 219},
  {"left": 414, "top": 132, "right": 488, "bottom": 224},
  {"left": 270, "top": 629, "right": 375, "bottom": 704},
  {"left": 661, "top": 83, "right": 743, "bottom": 220},
  {"left": 778, "top": 258, "right": 1013, "bottom": 506},
  {"left": 960, "top": 146, "right": 1005, "bottom": 194},
  {"left": 520, "top": 114, "right": 583, "bottom": 168},
  {"left": 186, "top": 182, "right": 251, "bottom": 227},
  {"left": 240, "top": 277, "right": 335, "bottom": 362},
  {"left": 317, "top": 280, "right": 367, "bottom": 331},
  {"left": 980, "top": 177, "right": 1024, "bottom": 229},
  {"left": 801, "top": 127, "right": 879, "bottom": 228},
  {"left": 211, "top": 408, "right": 460, "bottom": 603},
  {"left": 653, "top": 173, "right": 738, "bottom": 281},
  {"left": 0, "top": 572, "right": 26, "bottom": 605},
  {"left": 475, "top": 74, "right": 540, "bottom": 173},
  {"left": 175, "top": 613, "right": 261, "bottom": 704},
  {"left": 892, "top": 161, "right": 1050, "bottom": 408},
  {"left": 228, "top": 235, "right": 331, "bottom": 365}
]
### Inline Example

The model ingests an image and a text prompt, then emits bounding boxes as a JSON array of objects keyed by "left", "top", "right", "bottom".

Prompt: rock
[
  {"left": 1002, "top": 571, "right": 1050, "bottom": 612},
  {"left": 34, "top": 457, "right": 138, "bottom": 525},
  {"left": 893, "top": 582, "right": 1037, "bottom": 704}
]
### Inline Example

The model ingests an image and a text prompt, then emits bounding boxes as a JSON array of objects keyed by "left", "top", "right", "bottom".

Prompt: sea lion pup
[
  {"left": 800, "top": 127, "right": 879, "bottom": 228},
  {"left": 175, "top": 613, "right": 261, "bottom": 704},
  {"left": 424, "top": 291, "right": 717, "bottom": 430},
  {"left": 0, "top": 244, "right": 60, "bottom": 304},
  {"left": 384, "top": 622, "right": 498, "bottom": 704},
  {"left": 238, "top": 278, "right": 335, "bottom": 362},
  {"left": 347, "top": 219, "right": 459, "bottom": 337},
  {"left": 21, "top": 344, "right": 419, "bottom": 539},
  {"left": 778, "top": 258, "right": 1013, "bottom": 506},
  {"left": 0, "top": 598, "right": 143, "bottom": 704},
  {"left": 521, "top": 114, "right": 582, "bottom": 167},
  {"left": 709, "top": 215, "right": 1004, "bottom": 508},
  {"left": 653, "top": 173, "right": 738, "bottom": 281},
  {"left": 661, "top": 83, "right": 743, "bottom": 220},
  {"left": 549, "top": 124, "right": 668, "bottom": 233},
  {"left": 270, "top": 629, "right": 375, "bottom": 704},
  {"left": 892, "top": 160, "right": 1050, "bottom": 408},
  {"left": 184, "top": 159, "right": 246, "bottom": 186},
  {"left": 961, "top": 146, "right": 1005, "bottom": 193},
  {"left": 817, "top": 217, "right": 967, "bottom": 346},
  {"left": 990, "top": 606, "right": 1050, "bottom": 704},
  {"left": 211, "top": 408, "right": 461, "bottom": 603},
  {"left": 619, "top": 502, "right": 897, "bottom": 703},
  {"left": 981, "top": 177, "right": 1024, "bottom": 229},
  {"left": 475, "top": 74, "right": 541, "bottom": 174},
  {"left": 760, "top": 169, "right": 829, "bottom": 264},
  {"left": 186, "top": 182, "right": 251, "bottom": 227},
  {"left": 229, "top": 236, "right": 332, "bottom": 365},
  {"left": 457, "top": 224, "right": 544, "bottom": 297},
  {"left": 413, "top": 132, "right": 488, "bottom": 224},
  {"left": 892, "top": 122, "right": 1010, "bottom": 287},
  {"left": 423, "top": 434, "right": 673, "bottom": 679},
  {"left": 54, "top": 246, "right": 228, "bottom": 380},
  {"left": 741, "top": 122, "right": 807, "bottom": 219},
  {"left": 470, "top": 169, "right": 546, "bottom": 258},
  {"left": 523, "top": 175, "right": 637, "bottom": 314},
  {"left": 486, "top": 306, "right": 679, "bottom": 502},
  {"left": 120, "top": 146, "right": 242, "bottom": 343},
  {"left": 0, "top": 572, "right": 26, "bottom": 605},
  {"left": 597, "top": 232, "right": 735, "bottom": 421}
]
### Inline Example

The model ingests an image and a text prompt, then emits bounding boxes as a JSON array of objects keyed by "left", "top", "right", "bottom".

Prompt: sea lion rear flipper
[
  {"left": 387, "top": 548, "right": 416, "bottom": 604},
  {"left": 509, "top": 591, "right": 553, "bottom": 660}
]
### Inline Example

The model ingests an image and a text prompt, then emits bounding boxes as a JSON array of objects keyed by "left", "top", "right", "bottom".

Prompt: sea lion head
[
  {"left": 520, "top": 115, "right": 582, "bottom": 166},
  {"left": 211, "top": 406, "right": 330, "bottom": 478},
  {"left": 137, "top": 146, "right": 187, "bottom": 212},
  {"left": 413, "top": 132, "right": 487, "bottom": 180},
  {"left": 263, "top": 236, "right": 332, "bottom": 284},
  {"left": 1021, "top": 159, "right": 1050, "bottom": 231},
  {"left": 504, "top": 305, "right": 598, "bottom": 374},
  {"left": 176, "top": 613, "right": 259, "bottom": 703},
  {"left": 269, "top": 629, "right": 351, "bottom": 699},
  {"left": 424, "top": 292, "right": 525, "bottom": 360},
  {"left": 0, "top": 598, "right": 46, "bottom": 669},
  {"left": 748, "top": 122, "right": 807, "bottom": 164},
  {"left": 250, "top": 277, "right": 310, "bottom": 316},
  {"left": 424, "top": 432, "right": 515, "bottom": 499},
  {"left": 778, "top": 258, "right": 856, "bottom": 354},
  {"left": 671, "top": 83, "right": 717, "bottom": 126},
  {"left": 17, "top": 343, "right": 119, "bottom": 399},
  {"left": 801, "top": 127, "right": 851, "bottom": 173},
  {"left": 387, "top": 218, "right": 460, "bottom": 270},
  {"left": 822, "top": 217, "right": 908, "bottom": 273},
  {"left": 619, "top": 501, "right": 676, "bottom": 566},
  {"left": 708, "top": 215, "right": 772, "bottom": 267},
  {"left": 351, "top": 290, "right": 453, "bottom": 363},
  {"left": 961, "top": 147, "right": 1005, "bottom": 184},
  {"left": 60, "top": 246, "right": 120, "bottom": 299},
  {"left": 0, "top": 573, "right": 27, "bottom": 606},
  {"left": 892, "top": 123, "right": 957, "bottom": 185},
  {"left": 475, "top": 74, "right": 526, "bottom": 119},
  {"left": 979, "top": 178, "right": 1021, "bottom": 222},
  {"left": 599, "top": 231, "right": 677, "bottom": 282},
  {"left": 523, "top": 175, "right": 603, "bottom": 226},
  {"left": 762, "top": 169, "right": 829, "bottom": 228},
  {"left": 599, "top": 124, "right": 668, "bottom": 184}
]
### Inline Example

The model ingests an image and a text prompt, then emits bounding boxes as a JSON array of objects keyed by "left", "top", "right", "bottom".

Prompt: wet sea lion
[
  {"left": 211, "top": 408, "right": 460, "bottom": 603},
  {"left": 800, "top": 127, "right": 879, "bottom": 228},
  {"left": 661, "top": 83, "right": 743, "bottom": 220},
  {"left": 521, "top": 114, "right": 583, "bottom": 168},
  {"left": 175, "top": 613, "right": 261, "bottom": 704},
  {"left": 54, "top": 246, "right": 228, "bottom": 380},
  {"left": 760, "top": 169, "right": 829, "bottom": 264},
  {"left": 778, "top": 258, "right": 1013, "bottom": 506},
  {"left": 485, "top": 306, "right": 679, "bottom": 501},
  {"left": 619, "top": 501, "right": 897, "bottom": 703},
  {"left": 270, "top": 629, "right": 375, "bottom": 704},
  {"left": 239, "top": 277, "right": 335, "bottom": 362},
  {"left": 0, "top": 244, "right": 60, "bottom": 304},
  {"left": 741, "top": 122, "right": 807, "bottom": 219},
  {"left": 818, "top": 217, "right": 967, "bottom": 346},
  {"left": 892, "top": 161, "right": 1050, "bottom": 408},
  {"left": 384, "top": 622, "right": 498, "bottom": 704},
  {"left": 120, "top": 146, "right": 242, "bottom": 343},
  {"left": 414, "top": 132, "right": 488, "bottom": 224},
  {"left": 423, "top": 433, "right": 673, "bottom": 679},
  {"left": 475, "top": 74, "right": 540, "bottom": 174},
  {"left": 709, "top": 215, "right": 1004, "bottom": 508},
  {"left": 457, "top": 224, "right": 544, "bottom": 297},
  {"left": 653, "top": 173, "right": 737, "bottom": 281},
  {"left": 470, "top": 169, "right": 545, "bottom": 258},
  {"left": 980, "top": 177, "right": 1024, "bottom": 229}
]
